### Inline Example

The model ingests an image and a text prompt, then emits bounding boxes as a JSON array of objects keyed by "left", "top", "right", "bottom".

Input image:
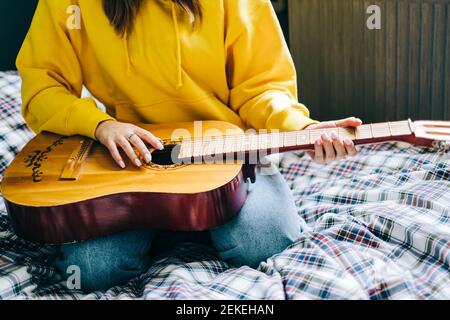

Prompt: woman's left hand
[{"left": 305, "top": 117, "right": 363, "bottom": 164}]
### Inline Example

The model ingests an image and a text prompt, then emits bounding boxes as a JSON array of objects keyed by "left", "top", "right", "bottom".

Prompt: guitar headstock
[{"left": 412, "top": 120, "right": 450, "bottom": 149}]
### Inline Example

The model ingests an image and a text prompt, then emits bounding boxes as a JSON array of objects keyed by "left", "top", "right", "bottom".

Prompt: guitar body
[{"left": 1, "top": 121, "right": 249, "bottom": 244}]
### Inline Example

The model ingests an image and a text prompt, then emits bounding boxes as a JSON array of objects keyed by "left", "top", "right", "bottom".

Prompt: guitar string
[
  {"left": 152, "top": 123, "right": 409, "bottom": 146},
  {"left": 151, "top": 122, "right": 410, "bottom": 145},
  {"left": 145, "top": 124, "right": 411, "bottom": 158}
]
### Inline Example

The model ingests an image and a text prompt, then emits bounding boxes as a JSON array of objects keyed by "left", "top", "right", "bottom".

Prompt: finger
[
  {"left": 106, "top": 140, "right": 126, "bottom": 169},
  {"left": 344, "top": 138, "right": 358, "bottom": 157},
  {"left": 117, "top": 137, "right": 142, "bottom": 167},
  {"left": 335, "top": 117, "right": 363, "bottom": 128},
  {"left": 129, "top": 134, "right": 152, "bottom": 164},
  {"left": 136, "top": 128, "right": 164, "bottom": 150},
  {"left": 330, "top": 132, "right": 346, "bottom": 160},
  {"left": 321, "top": 132, "right": 336, "bottom": 163},
  {"left": 314, "top": 138, "right": 324, "bottom": 163}
]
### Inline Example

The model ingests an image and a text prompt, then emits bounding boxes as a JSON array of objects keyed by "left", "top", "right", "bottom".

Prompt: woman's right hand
[{"left": 95, "top": 120, "right": 164, "bottom": 169}]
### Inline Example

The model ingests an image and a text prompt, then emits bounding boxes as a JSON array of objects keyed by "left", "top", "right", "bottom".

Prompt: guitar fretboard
[{"left": 177, "top": 120, "right": 413, "bottom": 160}]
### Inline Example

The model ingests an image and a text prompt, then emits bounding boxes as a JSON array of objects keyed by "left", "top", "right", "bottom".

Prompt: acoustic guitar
[{"left": 1, "top": 119, "right": 449, "bottom": 244}]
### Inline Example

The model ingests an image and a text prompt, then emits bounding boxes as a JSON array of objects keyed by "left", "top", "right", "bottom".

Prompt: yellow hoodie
[{"left": 17, "top": 0, "right": 318, "bottom": 140}]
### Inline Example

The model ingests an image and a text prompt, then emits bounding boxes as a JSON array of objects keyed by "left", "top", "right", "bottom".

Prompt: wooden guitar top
[{"left": 1, "top": 121, "right": 244, "bottom": 207}]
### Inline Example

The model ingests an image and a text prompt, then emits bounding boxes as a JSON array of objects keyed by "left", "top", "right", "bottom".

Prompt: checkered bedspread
[{"left": 0, "top": 72, "right": 449, "bottom": 300}]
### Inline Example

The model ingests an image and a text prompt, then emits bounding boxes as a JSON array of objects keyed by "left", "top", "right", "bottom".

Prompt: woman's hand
[
  {"left": 306, "top": 117, "right": 362, "bottom": 164},
  {"left": 95, "top": 120, "right": 164, "bottom": 168}
]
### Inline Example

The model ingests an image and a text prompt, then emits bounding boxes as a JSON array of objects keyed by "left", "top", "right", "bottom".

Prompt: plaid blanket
[{"left": 0, "top": 72, "right": 449, "bottom": 300}]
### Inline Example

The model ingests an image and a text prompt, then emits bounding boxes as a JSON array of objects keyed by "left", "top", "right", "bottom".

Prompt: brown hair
[{"left": 103, "top": 0, "right": 202, "bottom": 36}]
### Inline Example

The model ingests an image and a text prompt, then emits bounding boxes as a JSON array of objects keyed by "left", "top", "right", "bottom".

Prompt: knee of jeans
[
  {"left": 57, "top": 244, "right": 150, "bottom": 292},
  {"left": 216, "top": 210, "right": 301, "bottom": 247},
  {"left": 213, "top": 222, "right": 300, "bottom": 269}
]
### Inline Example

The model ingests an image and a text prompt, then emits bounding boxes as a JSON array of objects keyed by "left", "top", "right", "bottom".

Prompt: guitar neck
[{"left": 177, "top": 120, "right": 415, "bottom": 161}]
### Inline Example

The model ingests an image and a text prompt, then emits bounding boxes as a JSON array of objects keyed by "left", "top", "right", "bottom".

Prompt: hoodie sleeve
[
  {"left": 16, "top": 0, "right": 114, "bottom": 139},
  {"left": 225, "top": 0, "right": 318, "bottom": 131}
]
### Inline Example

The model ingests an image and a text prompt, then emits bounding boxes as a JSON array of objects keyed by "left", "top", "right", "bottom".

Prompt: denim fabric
[
  {"left": 209, "top": 166, "right": 301, "bottom": 268},
  {"left": 56, "top": 165, "right": 301, "bottom": 292}
]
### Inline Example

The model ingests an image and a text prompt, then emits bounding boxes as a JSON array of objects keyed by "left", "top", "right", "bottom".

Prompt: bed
[{"left": 0, "top": 71, "right": 449, "bottom": 299}]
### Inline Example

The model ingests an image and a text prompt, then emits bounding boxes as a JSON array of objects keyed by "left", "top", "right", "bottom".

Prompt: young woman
[{"left": 17, "top": 0, "right": 361, "bottom": 292}]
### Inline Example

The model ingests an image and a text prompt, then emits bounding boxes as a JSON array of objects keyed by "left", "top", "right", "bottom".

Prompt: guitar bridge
[{"left": 60, "top": 138, "right": 94, "bottom": 181}]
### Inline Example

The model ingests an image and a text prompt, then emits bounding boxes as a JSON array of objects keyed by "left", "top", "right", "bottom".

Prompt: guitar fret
[
  {"left": 206, "top": 139, "right": 217, "bottom": 156},
  {"left": 227, "top": 136, "right": 237, "bottom": 154},
  {"left": 296, "top": 131, "right": 309, "bottom": 146},
  {"left": 388, "top": 122, "right": 393, "bottom": 137},
  {"left": 193, "top": 140, "right": 203, "bottom": 158},
  {"left": 309, "top": 129, "right": 322, "bottom": 143},
  {"left": 230, "top": 136, "right": 238, "bottom": 153},
  {"left": 236, "top": 135, "right": 244, "bottom": 152},
  {"left": 214, "top": 138, "right": 224, "bottom": 155},
  {"left": 179, "top": 141, "right": 193, "bottom": 159},
  {"left": 391, "top": 120, "right": 412, "bottom": 136},
  {"left": 241, "top": 136, "right": 250, "bottom": 152},
  {"left": 201, "top": 140, "right": 210, "bottom": 156},
  {"left": 355, "top": 127, "right": 361, "bottom": 140},
  {"left": 258, "top": 133, "right": 269, "bottom": 149},
  {"left": 249, "top": 135, "right": 258, "bottom": 151},
  {"left": 355, "top": 125, "right": 371, "bottom": 140},
  {"left": 237, "top": 136, "right": 243, "bottom": 152},
  {"left": 223, "top": 136, "right": 232, "bottom": 154},
  {"left": 270, "top": 133, "right": 282, "bottom": 150},
  {"left": 283, "top": 132, "right": 297, "bottom": 147},
  {"left": 371, "top": 123, "right": 389, "bottom": 138},
  {"left": 226, "top": 136, "right": 233, "bottom": 154}
]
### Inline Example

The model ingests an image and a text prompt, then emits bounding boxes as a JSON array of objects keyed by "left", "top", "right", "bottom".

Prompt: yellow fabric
[{"left": 17, "top": 0, "right": 318, "bottom": 140}]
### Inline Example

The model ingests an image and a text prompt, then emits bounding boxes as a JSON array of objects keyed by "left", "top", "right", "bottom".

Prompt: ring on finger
[{"left": 127, "top": 133, "right": 137, "bottom": 141}]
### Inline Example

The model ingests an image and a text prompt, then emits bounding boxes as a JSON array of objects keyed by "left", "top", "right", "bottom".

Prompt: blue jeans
[{"left": 56, "top": 165, "right": 301, "bottom": 292}]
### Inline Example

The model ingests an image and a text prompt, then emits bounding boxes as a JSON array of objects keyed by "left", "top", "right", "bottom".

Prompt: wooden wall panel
[{"left": 288, "top": 0, "right": 450, "bottom": 122}]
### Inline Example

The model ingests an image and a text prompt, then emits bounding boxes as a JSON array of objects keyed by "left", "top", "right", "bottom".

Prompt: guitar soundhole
[
  {"left": 141, "top": 143, "right": 185, "bottom": 170},
  {"left": 151, "top": 144, "right": 177, "bottom": 166}
]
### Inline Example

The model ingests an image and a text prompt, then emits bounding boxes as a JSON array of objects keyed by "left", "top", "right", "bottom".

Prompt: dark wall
[
  {"left": 273, "top": 1, "right": 290, "bottom": 45},
  {"left": 0, "top": 1, "right": 38, "bottom": 71},
  {"left": 0, "top": 0, "right": 288, "bottom": 71},
  {"left": 289, "top": 0, "right": 450, "bottom": 122}
]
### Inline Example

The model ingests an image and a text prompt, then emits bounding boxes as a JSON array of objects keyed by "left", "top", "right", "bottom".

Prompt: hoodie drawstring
[
  {"left": 123, "top": 32, "right": 132, "bottom": 74},
  {"left": 171, "top": 1, "right": 183, "bottom": 89}
]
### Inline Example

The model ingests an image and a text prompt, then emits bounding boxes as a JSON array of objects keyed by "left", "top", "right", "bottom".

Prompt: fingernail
[
  {"left": 316, "top": 139, "right": 322, "bottom": 146},
  {"left": 158, "top": 143, "right": 164, "bottom": 150},
  {"left": 344, "top": 138, "right": 353, "bottom": 146},
  {"left": 330, "top": 132, "right": 338, "bottom": 140},
  {"left": 144, "top": 154, "right": 152, "bottom": 163},
  {"left": 322, "top": 132, "right": 331, "bottom": 142},
  {"left": 119, "top": 161, "right": 125, "bottom": 169},
  {"left": 135, "top": 159, "right": 142, "bottom": 167}
]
